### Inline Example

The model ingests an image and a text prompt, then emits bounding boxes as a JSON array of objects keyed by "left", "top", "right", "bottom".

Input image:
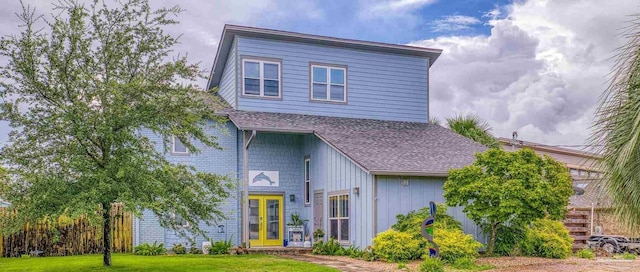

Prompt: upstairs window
[
  {"left": 242, "top": 58, "right": 281, "bottom": 98},
  {"left": 172, "top": 136, "right": 188, "bottom": 155},
  {"left": 311, "top": 64, "right": 346, "bottom": 103}
]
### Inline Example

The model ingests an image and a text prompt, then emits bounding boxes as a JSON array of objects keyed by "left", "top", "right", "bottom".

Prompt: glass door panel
[
  {"left": 266, "top": 199, "right": 280, "bottom": 240},
  {"left": 249, "top": 199, "right": 260, "bottom": 240}
]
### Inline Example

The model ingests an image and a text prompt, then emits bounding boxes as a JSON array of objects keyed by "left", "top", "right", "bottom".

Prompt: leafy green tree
[
  {"left": 446, "top": 114, "right": 500, "bottom": 148},
  {"left": 0, "top": 1, "right": 231, "bottom": 266},
  {"left": 444, "top": 148, "right": 573, "bottom": 255},
  {"left": 591, "top": 16, "right": 640, "bottom": 232}
]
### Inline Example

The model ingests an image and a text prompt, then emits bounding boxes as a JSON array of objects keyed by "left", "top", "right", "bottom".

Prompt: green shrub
[
  {"left": 189, "top": 244, "right": 203, "bottom": 255},
  {"left": 372, "top": 229, "right": 422, "bottom": 262},
  {"left": 518, "top": 219, "right": 573, "bottom": 259},
  {"left": 344, "top": 245, "right": 363, "bottom": 258},
  {"left": 323, "top": 238, "right": 345, "bottom": 256},
  {"left": 311, "top": 238, "right": 344, "bottom": 256},
  {"left": 312, "top": 240, "right": 325, "bottom": 255},
  {"left": 209, "top": 237, "right": 233, "bottom": 255},
  {"left": 576, "top": 248, "right": 595, "bottom": 259},
  {"left": 419, "top": 257, "right": 444, "bottom": 272},
  {"left": 133, "top": 241, "right": 166, "bottom": 256},
  {"left": 432, "top": 228, "right": 482, "bottom": 263},
  {"left": 362, "top": 246, "right": 376, "bottom": 261},
  {"left": 171, "top": 243, "right": 187, "bottom": 254},
  {"left": 492, "top": 223, "right": 526, "bottom": 256},
  {"left": 614, "top": 252, "right": 636, "bottom": 260}
]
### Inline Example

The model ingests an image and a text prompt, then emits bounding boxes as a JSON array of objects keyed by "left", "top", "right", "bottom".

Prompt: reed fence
[{"left": 0, "top": 204, "right": 132, "bottom": 257}]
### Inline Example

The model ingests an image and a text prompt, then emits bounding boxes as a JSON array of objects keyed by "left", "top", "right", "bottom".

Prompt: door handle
[{"left": 260, "top": 216, "right": 263, "bottom": 230}]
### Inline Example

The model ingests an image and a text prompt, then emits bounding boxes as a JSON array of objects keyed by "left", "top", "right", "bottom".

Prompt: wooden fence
[{"left": 0, "top": 204, "right": 133, "bottom": 257}]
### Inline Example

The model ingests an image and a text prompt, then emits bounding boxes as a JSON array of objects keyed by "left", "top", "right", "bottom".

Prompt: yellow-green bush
[
  {"left": 576, "top": 248, "right": 595, "bottom": 259},
  {"left": 432, "top": 228, "right": 482, "bottom": 263},
  {"left": 372, "top": 229, "right": 422, "bottom": 262},
  {"left": 518, "top": 219, "right": 573, "bottom": 259},
  {"left": 392, "top": 204, "right": 462, "bottom": 240}
]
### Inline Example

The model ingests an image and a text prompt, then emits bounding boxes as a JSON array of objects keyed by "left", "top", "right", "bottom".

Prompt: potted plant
[
  {"left": 287, "top": 213, "right": 308, "bottom": 247},
  {"left": 313, "top": 228, "right": 325, "bottom": 242},
  {"left": 303, "top": 235, "right": 311, "bottom": 248}
]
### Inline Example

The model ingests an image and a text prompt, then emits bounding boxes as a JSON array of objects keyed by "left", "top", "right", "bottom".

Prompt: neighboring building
[
  {"left": 497, "top": 137, "right": 608, "bottom": 209},
  {"left": 497, "top": 137, "right": 632, "bottom": 247},
  {"left": 134, "top": 25, "right": 487, "bottom": 249}
]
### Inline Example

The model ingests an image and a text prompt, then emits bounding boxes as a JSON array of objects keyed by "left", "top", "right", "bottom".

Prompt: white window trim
[
  {"left": 170, "top": 212, "right": 190, "bottom": 228},
  {"left": 304, "top": 158, "right": 311, "bottom": 205},
  {"left": 310, "top": 64, "right": 347, "bottom": 103},
  {"left": 242, "top": 58, "right": 282, "bottom": 98},
  {"left": 171, "top": 135, "right": 189, "bottom": 155},
  {"left": 328, "top": 193, "right": 350, "bottom": 244}
]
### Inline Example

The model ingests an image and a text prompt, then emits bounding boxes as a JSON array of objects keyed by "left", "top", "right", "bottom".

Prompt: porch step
[{"left": 247, "top": 247, "right": 312, "bottom": 256}]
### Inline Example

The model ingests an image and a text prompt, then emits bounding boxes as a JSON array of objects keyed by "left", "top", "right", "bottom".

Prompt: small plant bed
[{"left": 0, "top": 254, "right": 338, "bottom": 272}]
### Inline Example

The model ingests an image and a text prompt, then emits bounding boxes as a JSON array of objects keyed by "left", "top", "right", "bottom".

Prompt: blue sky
[
  {"left": 1, "top": 0, "right": 639, "bottom": 147},
  {"left": 249, "top": 0, "right": 513, "bottom": 43}
]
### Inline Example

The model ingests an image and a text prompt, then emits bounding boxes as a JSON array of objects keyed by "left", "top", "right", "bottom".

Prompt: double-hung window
[
  {"left": 328, "top": 193, "right": 349, "bottom": 243},
  {"left": 304, "top": 158, "right": 311, "bottom": 205},
  {"left": 243, "top": 58, "right": 281, "bottom": 98},
  {"left": 311, "top": 64, "right": 346, "bottom": 102}
]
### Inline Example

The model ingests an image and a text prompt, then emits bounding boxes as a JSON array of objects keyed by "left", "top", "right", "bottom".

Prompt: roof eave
[{"left": 208, "top": 24, "right": 443, "bottom": 88}]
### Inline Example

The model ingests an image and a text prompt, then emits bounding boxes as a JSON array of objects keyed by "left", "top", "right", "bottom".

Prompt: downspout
[
  {"left": 242, "top": 130, "right": 256, "bottom": 248},
  {"left": 373, "top": 175, "right": 378, "bottom": 236}
]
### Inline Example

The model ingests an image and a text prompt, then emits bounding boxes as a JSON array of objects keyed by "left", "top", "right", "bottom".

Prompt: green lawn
[{"left": 0, "top": 254, "right": 338, "bottom": 272}]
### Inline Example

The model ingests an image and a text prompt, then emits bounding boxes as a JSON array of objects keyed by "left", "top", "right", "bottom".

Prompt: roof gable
[{"left": 207, "top": 24, "right": 442, "bottom": 89}]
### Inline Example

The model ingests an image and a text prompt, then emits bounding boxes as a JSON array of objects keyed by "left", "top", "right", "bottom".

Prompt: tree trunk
[
  {"left": 103, "top": 203, "right": 112, "bottom": 266},
  {"left": 488, "top": 222, "right": 499, "bottom": 256}
]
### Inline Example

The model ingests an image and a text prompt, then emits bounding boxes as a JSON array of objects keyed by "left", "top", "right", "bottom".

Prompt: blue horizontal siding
[
  {"left": 235, "top": 37, "right": 429, "bottom": 123},
  {"left": 136, "top": 122, "right": 241, "bottom": 248},
  {"left": 218, "top": 38, "right": 237, "bottom": 108}
]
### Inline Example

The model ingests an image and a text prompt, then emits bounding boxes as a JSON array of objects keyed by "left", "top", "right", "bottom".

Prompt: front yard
[{"left": 0, "top": 254, "right": 338, "bottom": 272}]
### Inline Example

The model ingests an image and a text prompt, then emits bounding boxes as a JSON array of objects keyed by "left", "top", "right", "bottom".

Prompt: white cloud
[
  {"left": 431, "top": 15, "right": 481, "bottom": 32},
  {"left": 359, "top": 0, "right": 437, "bottom": 19},
  {"left": 412, "top": 0, "right": 640, "bottom": 145}
]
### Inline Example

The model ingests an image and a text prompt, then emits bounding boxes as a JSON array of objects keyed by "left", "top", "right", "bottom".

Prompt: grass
[
  {"left": 613, "top": 252, "right": 637, "bottom": 260},
  {"left": 0, "top": 254, "right": 338, "bottom": 272}
]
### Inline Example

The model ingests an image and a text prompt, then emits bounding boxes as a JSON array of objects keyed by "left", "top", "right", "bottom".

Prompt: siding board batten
[{"left": 375, "top": 176, "right": 487, "bottom": 244}]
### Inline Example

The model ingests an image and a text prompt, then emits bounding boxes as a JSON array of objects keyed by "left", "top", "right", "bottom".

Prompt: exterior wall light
[
  {"left": 353, "top": 187, "right": 360, "bottom": 196},
  {"left": 290, "top": 194, "right": 295, "bottom": 202}
]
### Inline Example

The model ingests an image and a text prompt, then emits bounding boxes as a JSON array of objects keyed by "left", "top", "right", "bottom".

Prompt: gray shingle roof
[{"left": 228, "top": 111, "right": 487, "bottom": 176}]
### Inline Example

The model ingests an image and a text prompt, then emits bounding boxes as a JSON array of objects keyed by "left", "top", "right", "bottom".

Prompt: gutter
[{"left": 368, "top": 170, "right": 449, "bottom": 177}]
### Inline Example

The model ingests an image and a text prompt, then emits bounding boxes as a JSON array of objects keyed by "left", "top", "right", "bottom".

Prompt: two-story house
[{"left": 133, "top": 25, "right": 487, "bottom": 249}]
